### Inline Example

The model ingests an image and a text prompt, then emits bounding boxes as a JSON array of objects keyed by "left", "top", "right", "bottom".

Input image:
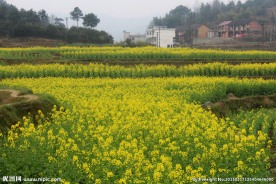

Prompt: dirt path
[
  {"left": 0, "top": 89, "right": 39, "bottom": 105},
  {"left": 0, "top": 89, "right": 59, "bottom": 134}
]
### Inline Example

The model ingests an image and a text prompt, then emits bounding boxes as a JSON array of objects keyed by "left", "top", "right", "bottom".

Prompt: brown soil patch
[{"left": 0, "top": 37, "right": 63, "bottom": 47}]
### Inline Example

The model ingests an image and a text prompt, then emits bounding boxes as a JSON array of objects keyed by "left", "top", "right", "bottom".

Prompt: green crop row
[
  {"left": 0, "top": 63, "right": 275, "bottom": 79},
  {"left": 1, "top": 46, "right": 276, "bottom": 62}
]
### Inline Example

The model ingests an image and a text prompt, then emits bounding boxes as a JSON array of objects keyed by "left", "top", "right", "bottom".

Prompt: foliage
[
  {"left": 54, "top": 17, "right": 65, "bottom": 28},
  {"left": 38, "top": 9, "right": 49, "bottom": 25},
  {"left": 0, "top": 90, "right": 59, "bottom": 134},
  {"left": 0, "top": 62, "right": 275, "bottom": 79},
  {"left": 151, "top": 0, "right": 276, "bottom": 29},
  {"left": 0, "top": 46, "right": 275, "bottom": 182},
  {"left": 82, "top": 13, "right": 100, "bottom": 28},
  {"left": 59, "top": 46, "right": 276, "bottom": 61},
  {"left": 0, "top": 46, "right": 276, "bottom": 62},
  {"left": 152, "top": 5, "right": 191, "bottom": 28},
  {"left": 0, "top": 1, "right": 113, "bottom": 44},
  {"left": 45, "top": 24, "right": 67, "bottom": 40},
  {"left": 70, "top": 7, "right": 83, "bottom": 27},
  {"left": 67, "top": 27, "right": 113, "bottom": 44}
]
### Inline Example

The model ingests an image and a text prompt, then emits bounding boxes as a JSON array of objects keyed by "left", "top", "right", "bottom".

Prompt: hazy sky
[
  {"left": 6, "top": 0, "right": 246, "bottom": 41},
  {"left": 7, "top": 0, "right": 217, "bottom": 18}
]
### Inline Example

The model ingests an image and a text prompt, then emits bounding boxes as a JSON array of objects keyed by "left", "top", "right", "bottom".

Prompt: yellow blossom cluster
[
  {"left": 0, "top": 77, "right": 274, "bottom": 183},
  {"left": 1, "top": 46, "right": 276, "bottom": 61},
  {"left": 0, "top": 62, "right": 275, "bottom": 79}
]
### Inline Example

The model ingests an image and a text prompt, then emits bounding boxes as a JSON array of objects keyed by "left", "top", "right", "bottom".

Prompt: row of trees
[
  {"left": 70, "top": 7, "right": 100, "bottom": 28},
  {"left": 0, "top": 0, "right": 113, "bottom": 44}
]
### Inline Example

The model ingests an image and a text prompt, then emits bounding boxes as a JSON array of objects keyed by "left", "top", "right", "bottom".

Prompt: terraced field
[{"left": 0, "top": 46, "right": 275, "bottom": 183}]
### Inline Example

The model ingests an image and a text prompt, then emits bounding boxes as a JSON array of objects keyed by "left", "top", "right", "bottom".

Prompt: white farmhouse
[
  {"left": 146, "top": 26, "right": 176, "bottom": 48},
  {"left": 123, "top": 31, "right": 146, "bottom": 43}
]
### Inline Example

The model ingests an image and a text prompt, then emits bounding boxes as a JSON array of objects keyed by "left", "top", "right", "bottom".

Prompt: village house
[
  {"left": 217, "top": 21, "right": 232, "bottom": 38},
  {"left": 123, "top": 31, "right": 146, "bottom": 43},
  {"left": 176, "top": 24, "right": 216, "bottom": 45},
  {"left": 146, "top": 26, "right": 176, "bottom": 48},
  {"left": 125, "top": 18, "right": 265, "bottom": 47},
  {"left": 175, "top": 26, "right": 186, "bottom": 44},
  {"left": 229, "top": 19, "right": 261, "bottom": 38},
  {"left": 192, "top": 24, "right": 215, "bottom": 38},
  {"left": 217, "top": 19, "right": 261, "bottom": 38}
]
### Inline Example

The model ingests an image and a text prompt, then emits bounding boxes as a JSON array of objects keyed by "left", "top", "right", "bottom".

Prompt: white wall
[
  {"left": 123, "top": 31, "right": 130, "bottom": 41},
  {"left": 159, "top": 29, "right": 175, "bottom": 47},
  {"left": 123, "top": 31, "right": 146, "bottom": 43},
  {"left": 146, "top": 26, "right": 175, "bottom": 48},
  {"left": 131, "top": 35, "right": 146, "bottom": 43}
]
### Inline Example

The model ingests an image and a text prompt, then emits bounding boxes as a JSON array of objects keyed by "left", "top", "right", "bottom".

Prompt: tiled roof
[
  {"left": 218, "top": 21, "right": 232, "bottom": 26},
  {"left": 228, "top": 19, "right": 251, "bottom": 26}
]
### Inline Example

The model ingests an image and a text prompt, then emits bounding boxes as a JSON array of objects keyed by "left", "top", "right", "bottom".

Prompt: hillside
[
  {"left": 151, "top": 0, "right": 276, "bottom": 28},
  {"left": 0, "top": 0, "right": 113, "bottom": 44}
]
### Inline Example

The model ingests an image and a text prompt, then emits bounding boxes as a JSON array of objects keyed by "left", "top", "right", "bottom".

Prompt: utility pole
[
  {"left": 258, "top": 19, "right": 265, "bottom": 48},
  {"left": 159, "top": 26, "right": 161, "bottom": 47},
  {"left": 271, "top": 12, "right": 275, "bottom": 42},
  {"left": 156, "top": 32, "right": 159, "bottom": 47},
  {"left": 233, "top": 25, "right": 234, "bottom": 37}
]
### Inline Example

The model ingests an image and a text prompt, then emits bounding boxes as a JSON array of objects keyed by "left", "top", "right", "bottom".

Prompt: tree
[
  {"left": 54, "top": 17, "right": 65, "bottom": 27},
  {"left": 20, "top": 9, "right": 40, "bottom": 24},
  {"left": 82, "top": 13, "right": 100, "bottom": 28},
  {"left": 211, "top": 0, "right": 222, "bottom": 22},
  {"left": 6, "top": 5, "right": 20, "bottom": 23},
  {"left": 0, "top": 0, "right": 6, "bottom": 3},
  {"left": 46, "top": 24, "right": 66, "bottom": 39},
  {"left": 38, "top": 9, "right": 49, "bottom": 25},
  {"left": 198, "top": 3, "right": 212, "bottom": 23},
  {"left": 150, "top": 5, "right": 191, "bottom": 28},
  {"left": 70, "top": 7, "right": 83, "bottom": 27},
  {"left": 67, "top": 27, "right": 113, "bottom": 44},
  {"left": 0, "top": 1, "right": 8, "bottom": 20},
  {"left": 167, "top": 5, "right": 191, "bottom": 27},
  {"left": 152, "top": 16, "right": 163, "bottom": 27}
]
